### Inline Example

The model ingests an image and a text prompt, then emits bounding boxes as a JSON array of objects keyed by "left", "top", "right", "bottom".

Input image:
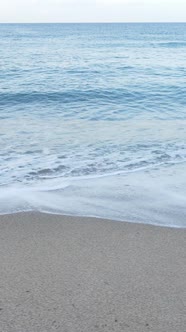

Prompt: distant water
[{"left": 0, "top": 23, "right": 186, "bottom": 227}]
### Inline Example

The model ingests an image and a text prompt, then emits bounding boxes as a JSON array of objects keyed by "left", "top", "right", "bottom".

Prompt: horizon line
[{"left": 0, "top": 21, "right": 185, "bottom": 24}]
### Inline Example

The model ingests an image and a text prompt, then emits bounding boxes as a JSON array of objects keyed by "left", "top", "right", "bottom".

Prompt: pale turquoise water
[{"left": 0, "top": 23, "right": 186, "bottom": 226}]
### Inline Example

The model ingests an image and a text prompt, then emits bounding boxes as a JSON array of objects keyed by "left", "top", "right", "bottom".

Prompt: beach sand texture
[{"left": 0, "top": 212, "right": 185, "bottom": 332}]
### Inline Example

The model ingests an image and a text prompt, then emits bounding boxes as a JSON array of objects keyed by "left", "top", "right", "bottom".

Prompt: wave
[
  {"left": 0, "top": 89, "right": 143, "bottom": 106},
  {"left": 157, "top": 41, "right": 186, "bottom": 48},
  {"left": 1, "top": 153, "right": 186, "bottom": 188},
  {"left": 0, "top": 163, "right": 186, "bottom": 228},
  {"left": 0, "top": 86, "right": 185, "bottom": 113}
]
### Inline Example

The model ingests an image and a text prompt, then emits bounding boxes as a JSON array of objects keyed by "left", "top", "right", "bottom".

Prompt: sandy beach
[{"left": 0, "top": 212, "right": 185, "bottom": 332}]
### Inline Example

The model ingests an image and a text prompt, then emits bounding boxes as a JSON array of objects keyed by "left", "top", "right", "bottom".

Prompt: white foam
[{"left": 0, "top": 163, "right": 186, "bottom": 228}]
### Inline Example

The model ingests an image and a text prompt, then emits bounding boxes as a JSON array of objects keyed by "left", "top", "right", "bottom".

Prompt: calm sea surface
[{"left": 0, "top": 23, "right": 186, "bottom": 226}]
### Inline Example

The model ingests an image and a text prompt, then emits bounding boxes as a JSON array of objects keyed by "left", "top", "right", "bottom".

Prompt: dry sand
[{"left": 0, "top": 212, "right": 185, "bottom": 332}]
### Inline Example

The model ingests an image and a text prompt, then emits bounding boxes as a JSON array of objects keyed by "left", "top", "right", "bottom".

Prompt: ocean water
[{"left": 0, "top": 23, "right": 186, "bottom": 227}]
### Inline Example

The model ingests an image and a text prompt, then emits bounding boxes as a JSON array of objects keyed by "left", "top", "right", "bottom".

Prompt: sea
[{"left": 0, "top": 23, "right": 186, "bottom": 227}]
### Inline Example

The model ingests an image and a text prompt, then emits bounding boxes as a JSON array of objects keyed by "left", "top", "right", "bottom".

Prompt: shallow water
[{"left": 0, "top": 23, "right": 186, "bottom": 226}]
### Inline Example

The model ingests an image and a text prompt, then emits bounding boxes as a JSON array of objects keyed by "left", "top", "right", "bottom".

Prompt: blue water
[{"left": 0, "top": 23, "right": 186, "bottom": 227}]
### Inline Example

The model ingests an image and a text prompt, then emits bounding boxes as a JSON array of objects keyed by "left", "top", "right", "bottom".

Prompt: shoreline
[
  {"left": 0, "top": 211, "right": 186, "bottom": 229},
  {"left": 0, "top": 212, "right": 185, "bottom": 332}
]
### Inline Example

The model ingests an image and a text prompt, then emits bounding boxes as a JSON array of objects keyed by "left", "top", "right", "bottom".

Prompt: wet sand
[{"left": 0, "top": 212, "right": 185, "bottom": 332}]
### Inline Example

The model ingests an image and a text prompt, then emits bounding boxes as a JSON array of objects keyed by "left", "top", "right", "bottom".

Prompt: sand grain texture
[{"left": 0, "top": 213, "right": 185, "bottom": 332}]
